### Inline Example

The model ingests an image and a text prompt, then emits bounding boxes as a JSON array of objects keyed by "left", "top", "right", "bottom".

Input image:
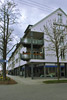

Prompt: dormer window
[{"left": 58, "top": 13, "right": 62, "bottom": 23}]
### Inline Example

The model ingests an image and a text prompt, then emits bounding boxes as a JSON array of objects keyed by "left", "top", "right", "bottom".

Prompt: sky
[{"left": 13, "top": 0, "right": 67, "bottom": 43}]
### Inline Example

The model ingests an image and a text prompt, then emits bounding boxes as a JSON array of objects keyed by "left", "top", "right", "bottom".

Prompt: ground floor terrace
[{"left": 8, "top": 60, "right": 67, "bottom": 78}]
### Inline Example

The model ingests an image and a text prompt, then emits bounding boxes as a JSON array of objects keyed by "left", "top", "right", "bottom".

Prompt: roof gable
[{"left": 31, "top": 8, "right": 67, "bottom": 29}]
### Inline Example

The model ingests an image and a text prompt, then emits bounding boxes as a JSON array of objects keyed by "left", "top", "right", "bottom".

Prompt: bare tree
[
  {"left": 44, "top": 21, "right": 67, "bottom": 80},
  {"left": 0, "top": 0, "right": 19, "bottom": 80}
]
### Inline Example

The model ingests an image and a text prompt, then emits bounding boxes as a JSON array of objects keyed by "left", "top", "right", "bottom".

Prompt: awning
[{"left": 45, "top": 65, "right": 64, "bottom": 67}]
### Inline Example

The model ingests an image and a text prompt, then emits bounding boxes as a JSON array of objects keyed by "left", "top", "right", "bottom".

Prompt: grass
[
  {"left": 0, "top": 76, "right": 17, "bottom": 85},
  {"left": 43, "top": 80, "right": 67, "bottom": 84}
]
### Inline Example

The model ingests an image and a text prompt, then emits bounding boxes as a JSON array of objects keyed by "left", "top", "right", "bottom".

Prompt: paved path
[
  {"left": 0, "top": 75, "right": 67, "bottom": 100},
  {"left": 8, "top": 75, "right": 67, "bottom": 85},
  {"left": 8, "top": 75, "right": 46, "bottom": 85}
]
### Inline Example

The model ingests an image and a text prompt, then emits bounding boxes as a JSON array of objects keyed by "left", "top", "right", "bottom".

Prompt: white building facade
[{"left": 8, "top": 8, "right": 67, "bottom": 78}]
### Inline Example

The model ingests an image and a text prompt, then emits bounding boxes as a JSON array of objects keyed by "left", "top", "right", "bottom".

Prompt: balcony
[
  {"left": 20, "top": 38, "right": 44, "bottom": 47},
  {"left": 20, "top": 52, "right": 43, "bottom": 61},
  {"left": 20, "top": 53, "right": 30, "bottom": 61}
]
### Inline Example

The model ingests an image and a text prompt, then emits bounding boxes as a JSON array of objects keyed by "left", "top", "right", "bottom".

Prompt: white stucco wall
[
  {"left": 31, "top": 8, "right": 67, "bottom": 62},
  {"left": 8, "top": 45, "right": 27, "bottom": 70}
]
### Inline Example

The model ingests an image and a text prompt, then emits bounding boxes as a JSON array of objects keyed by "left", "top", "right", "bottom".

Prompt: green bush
[{"left": 0, "top": 76, "right": 10, "bottom": 81}]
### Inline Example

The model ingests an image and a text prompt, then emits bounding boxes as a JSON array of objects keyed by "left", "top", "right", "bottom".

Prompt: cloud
[
  {"left": 14, "top": 4, "right": 47, "bottom": 37},
  {"left": 12, "top": 33, "right": 20, "bottom": 44}
]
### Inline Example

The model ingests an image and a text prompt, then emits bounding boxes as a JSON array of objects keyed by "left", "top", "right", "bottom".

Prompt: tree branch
[{"left": 6, "top": 44, "right": 17, "bottom": 55}]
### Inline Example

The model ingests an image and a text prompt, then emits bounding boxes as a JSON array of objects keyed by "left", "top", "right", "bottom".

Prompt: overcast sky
[{"left": 12, "top": 0, "right": 67, "bottom": 43}]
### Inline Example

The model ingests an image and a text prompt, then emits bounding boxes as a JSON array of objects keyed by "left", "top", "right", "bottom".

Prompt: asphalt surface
[{"left": 0, "top": 75, "right": 67, "bottom": 100}]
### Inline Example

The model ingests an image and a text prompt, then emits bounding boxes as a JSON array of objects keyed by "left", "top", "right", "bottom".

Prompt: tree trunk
[
  {"left": 56, "top": 42, "right": 60, "bottom": 80},
  {"left": 3, "top": 62, "right": 6, "bottom": 80},
  {"left": 2, "top": 6, "right": 7, "bottom": 80},
  {"left": 2, "top": 42, "right": 6, "bottom": 80},
  {"left": 57, "top": 57, "right": 60, "bottom": 80}
]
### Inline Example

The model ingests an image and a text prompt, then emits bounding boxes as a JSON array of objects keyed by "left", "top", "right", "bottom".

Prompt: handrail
[
  {"left": 21, "top": 38, "right": 44, "bottom": 45},
  {"left": 22, "top": 52, "right": 43, "bottom": 56}
]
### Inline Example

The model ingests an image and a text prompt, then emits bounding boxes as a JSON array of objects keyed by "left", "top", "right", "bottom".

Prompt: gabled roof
[
  {"left": 23, "top": 25, "right": 33, "bottom": 38},
  {"left": 24, "top": 25, "right": 33, "bottom": 33},
  {"left": 31, "top": 8, "right": 67, "bottom": 29}
]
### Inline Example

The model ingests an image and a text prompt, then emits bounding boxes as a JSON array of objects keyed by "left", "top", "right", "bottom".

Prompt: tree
[
  {"left": 44, "top": 21, "right": 67, "bottom": 80},
  {"left": 0, "top": 0, "right": 19, "bottom": 80}
]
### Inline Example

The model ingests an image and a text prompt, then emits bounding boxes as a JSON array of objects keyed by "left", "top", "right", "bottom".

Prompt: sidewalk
[
  {"left": 7, "top": 75, "right": 67, "bottom": 85},
  {"left": 8, "top": 75, "right": 45, "bottom": 85}
]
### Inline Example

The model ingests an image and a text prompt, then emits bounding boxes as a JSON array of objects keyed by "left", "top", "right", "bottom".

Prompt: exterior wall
[
  {"left": 31, "top": 9, "right": 67, "bottom": 32},
  {"left": 8, "top": 45, "right": 27, "bottom": 71},
  {"left": 31, "top": 8, "right": 67, "bottom": 63},
  {"left": 8, "top": 58, "right": 13, "bottom": 70}
]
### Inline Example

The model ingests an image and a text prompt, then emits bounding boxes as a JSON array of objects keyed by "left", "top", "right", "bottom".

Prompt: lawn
[{"left": 43, "top": 80, "right": 67, "bottom": 84}]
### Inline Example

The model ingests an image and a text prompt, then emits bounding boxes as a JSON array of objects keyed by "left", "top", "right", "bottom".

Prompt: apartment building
[
  {"left": 8, "top": 8, "right": 67, "bottom": 78},
  {"left": 8, "top": 44, "right": 27, "bottom": 76}
]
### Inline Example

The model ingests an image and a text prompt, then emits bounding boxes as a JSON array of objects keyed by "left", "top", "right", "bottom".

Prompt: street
[{"left": 0, "top": 76, "right": 67, "bottom": 100}]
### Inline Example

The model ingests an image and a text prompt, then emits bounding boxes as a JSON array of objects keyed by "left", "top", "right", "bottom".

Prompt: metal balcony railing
[
  {"left": 20, "top": 38, "right": 44, "bottom": 46},
  {"left": 20, "top": 52, "right": 43, "bottom": 61}
]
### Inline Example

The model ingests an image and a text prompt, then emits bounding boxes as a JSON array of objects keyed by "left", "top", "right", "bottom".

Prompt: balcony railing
[
  {"left": 20, "top": 38, "right": 44, "bottom": 46},
  {"left": 20, "top": 52, "right": 43, "bottom": 61}
]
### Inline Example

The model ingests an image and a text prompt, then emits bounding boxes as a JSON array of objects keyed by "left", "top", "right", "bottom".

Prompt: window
[
  {"left": 60, "top": 36, "right": 64, "bottom": 44},
  {"left": 58, "top": 13, "right": 62, "bottom": 23},
  {"left": 61, "top": 49, "right": 65, "bottom": 59}
]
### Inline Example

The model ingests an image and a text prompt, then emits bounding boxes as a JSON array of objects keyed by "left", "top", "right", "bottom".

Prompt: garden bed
[{"left": 0, "top": 76, "right": 17, "bottom": 85}]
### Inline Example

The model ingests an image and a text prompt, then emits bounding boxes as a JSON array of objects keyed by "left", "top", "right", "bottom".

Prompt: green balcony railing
[
  {"left": 21, "top": 38, "right": 44, "bottom": 45},
  {"left": 20, "top": 54, "right": 30, "bottom": 61},
  {"left": 20, "top": 52, "right": 43, "bottom": 61}
]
